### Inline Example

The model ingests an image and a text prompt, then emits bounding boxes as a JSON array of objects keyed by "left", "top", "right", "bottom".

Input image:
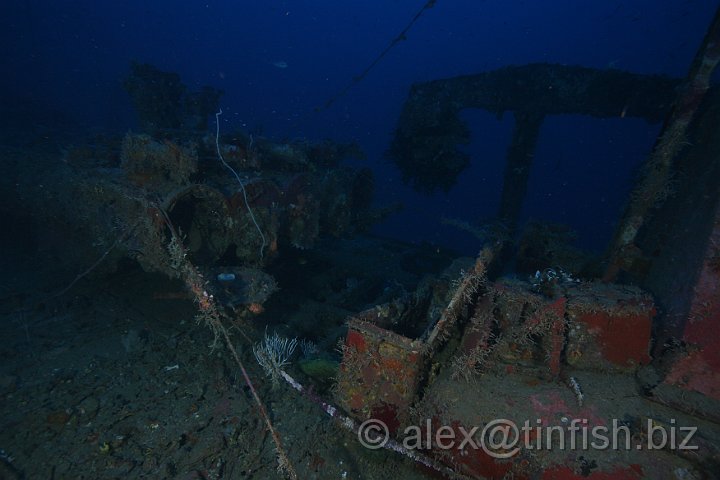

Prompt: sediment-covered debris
[{"left": 0, "top": 66, "right": 384, "bottom": 318}]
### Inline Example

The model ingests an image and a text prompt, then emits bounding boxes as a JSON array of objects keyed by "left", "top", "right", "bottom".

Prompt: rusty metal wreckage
[
  {"left": 334, "top": 7, "right": 720, "bottom": 479},
  {"left": 3, "top": 7, "right": 720, "bottom": 479}
]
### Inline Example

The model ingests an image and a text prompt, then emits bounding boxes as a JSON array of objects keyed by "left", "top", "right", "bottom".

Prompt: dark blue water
[{"left": 2, "top": 0, "right": 718, "bottom": 253}]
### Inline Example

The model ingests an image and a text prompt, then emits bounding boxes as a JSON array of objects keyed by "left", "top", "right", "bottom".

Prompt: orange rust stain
[{"left": 346, "top": 330, "right": 367, "bottom": 352}]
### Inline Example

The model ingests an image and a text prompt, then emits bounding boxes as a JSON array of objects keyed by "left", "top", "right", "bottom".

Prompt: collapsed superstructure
[{"left": 388, "top": 63, "right": 678, "bottom": 224}]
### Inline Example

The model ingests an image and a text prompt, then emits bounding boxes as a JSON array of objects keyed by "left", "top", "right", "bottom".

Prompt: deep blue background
[{"left": 2, "top": 0, "right": 718, "bottom": 255}]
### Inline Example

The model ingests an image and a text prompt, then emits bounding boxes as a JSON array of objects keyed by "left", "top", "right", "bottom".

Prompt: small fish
[{"left": 271, "top": 60, "right": 288, "bottom": 69}]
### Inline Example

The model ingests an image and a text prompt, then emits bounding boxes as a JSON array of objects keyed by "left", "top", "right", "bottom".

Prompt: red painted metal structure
[{"left": 335, "top": 7, "right": 720, "bottom": 478}]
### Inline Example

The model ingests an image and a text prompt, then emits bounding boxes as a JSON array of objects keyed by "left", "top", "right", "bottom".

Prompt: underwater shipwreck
[
  {"left": 1, "top": 10, "right": 720, "bottom": 480},
  {"left": 331, "top": 19, "right": 720, "bottom": 478}
]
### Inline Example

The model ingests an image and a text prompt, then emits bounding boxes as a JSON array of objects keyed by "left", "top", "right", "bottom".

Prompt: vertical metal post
[
  {"left": 605, "top": 6, "right": 720, "bottom": 281},
  {"left": 498, "top": 111, "right": 545, "bottom": 230}
]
